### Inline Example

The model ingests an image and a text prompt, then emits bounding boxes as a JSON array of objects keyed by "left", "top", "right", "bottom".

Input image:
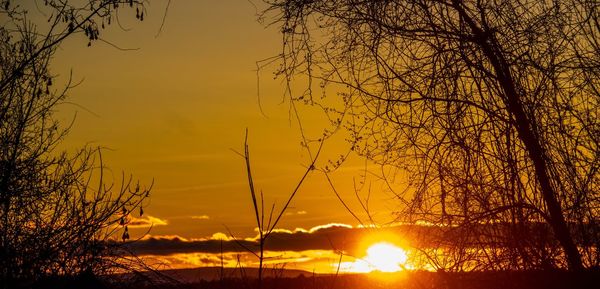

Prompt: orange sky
[{"left": 41, "top": 1, "right": 408, "bottom": 272}]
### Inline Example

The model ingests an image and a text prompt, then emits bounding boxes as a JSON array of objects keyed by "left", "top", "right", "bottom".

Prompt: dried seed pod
[{"left": 122, "top": 227, "right": 129, "bottom": 241}]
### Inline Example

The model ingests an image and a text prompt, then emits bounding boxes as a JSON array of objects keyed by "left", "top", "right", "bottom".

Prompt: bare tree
[
  {"left": 0, "top": 1, "right": 154, "bottom": 287},
  {"left": 262, "top": 0, "right": 600, "bottom": 271}
]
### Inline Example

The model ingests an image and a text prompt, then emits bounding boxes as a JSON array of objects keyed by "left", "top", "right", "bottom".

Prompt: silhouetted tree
[
  {"left": 0, "top": 1, "right": 152, "bottom": 287},
  {"left": 263, "top": 0, "right": 600, "bottom": 271}
]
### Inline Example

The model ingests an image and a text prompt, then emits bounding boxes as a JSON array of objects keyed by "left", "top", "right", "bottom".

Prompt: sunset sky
[
  {"left": 5, "top": 0, "right": 597, "bottom": 282},
  {"left": 47, "top": 1, "right": 405, "bottom": 272}
]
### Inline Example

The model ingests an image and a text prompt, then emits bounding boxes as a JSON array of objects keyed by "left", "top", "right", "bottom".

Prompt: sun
[
  {"left": 340, "top": 242, "right": 409, "bottom": 273},
  {"left": 364, "top": 242, "right": 408, "bottom": 272}
]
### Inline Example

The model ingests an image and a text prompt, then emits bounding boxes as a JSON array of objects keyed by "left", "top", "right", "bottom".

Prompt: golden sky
[
  {"left": 46, "top": 1, "right": 405, "bottom": 272},
  {"left": 11, "top": 0, "right": 594, "bottom": 276}
]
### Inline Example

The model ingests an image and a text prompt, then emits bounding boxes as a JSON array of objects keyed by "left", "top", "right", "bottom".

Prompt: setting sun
[
  {"left": 341, "top": 242, "right": 409, "bottom": 273},
  {"left": 365, "top": 243, "right": 408, "bottom": 272}
]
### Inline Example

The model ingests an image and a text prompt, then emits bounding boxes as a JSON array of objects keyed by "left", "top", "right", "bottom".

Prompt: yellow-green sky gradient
[{"left": 51, "top": 1, "right": 401, "bottom": 242}]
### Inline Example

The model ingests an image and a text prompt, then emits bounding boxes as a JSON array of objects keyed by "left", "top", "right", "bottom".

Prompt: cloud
[
  {"left": 284, "top": 210, "right": 308, "bottom": 216},
  {"left": 190, "top": 215, "right": 210, "bottom": 220},
  {"left": 123, "top": 223, "right": 424, "bottom": 256},
  {"left": 139, "top": 249, "right": 342, "bottom": 273},
  {"left": 122, "top": 222, "right": 496, "bottom": 257},
  {"left": 209, "top": 232, "right": 232, "bottom": 241},
  {"left": 127, "top": 215, "right": 169, "bottom": 228},
  {"left": 122, "top": 223, "right": 534, "bottom": 273}
]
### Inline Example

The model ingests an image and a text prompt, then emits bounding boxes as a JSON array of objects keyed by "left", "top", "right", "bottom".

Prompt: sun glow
[{"left": 341, "top": 242, "right": 409, "bottom": 273}]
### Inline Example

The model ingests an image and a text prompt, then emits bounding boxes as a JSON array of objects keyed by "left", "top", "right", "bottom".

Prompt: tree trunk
[
  {"left": 451, "top": 0, "right": 584, "bottom": 270},
  {"left": 484, "top": 37, "right": 584, "bottom": 272},
  {"left": 502, "top": 80, "right": 584, "bottom": 271}
]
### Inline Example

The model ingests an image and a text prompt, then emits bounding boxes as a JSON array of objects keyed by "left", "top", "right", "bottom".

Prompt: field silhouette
[{"left": 124, "top": 268, "right": 600, "bottom": 289}]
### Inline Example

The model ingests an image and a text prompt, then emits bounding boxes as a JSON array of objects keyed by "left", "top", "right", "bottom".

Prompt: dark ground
[{"left": 124, "top": 269, "right": 600, "bottom": 289}]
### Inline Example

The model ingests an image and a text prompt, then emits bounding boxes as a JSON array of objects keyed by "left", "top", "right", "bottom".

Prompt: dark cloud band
[{"left": 122, "top": 224, "right": 446, "bottom": 256}]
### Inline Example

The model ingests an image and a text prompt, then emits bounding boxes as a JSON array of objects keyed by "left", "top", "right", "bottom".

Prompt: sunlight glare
[
  {"left": 341, "top": 242, "right": 408, "bottom": 273},
  {"left": 365, "top": 242, "right": 408, "bottom": 272}
]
